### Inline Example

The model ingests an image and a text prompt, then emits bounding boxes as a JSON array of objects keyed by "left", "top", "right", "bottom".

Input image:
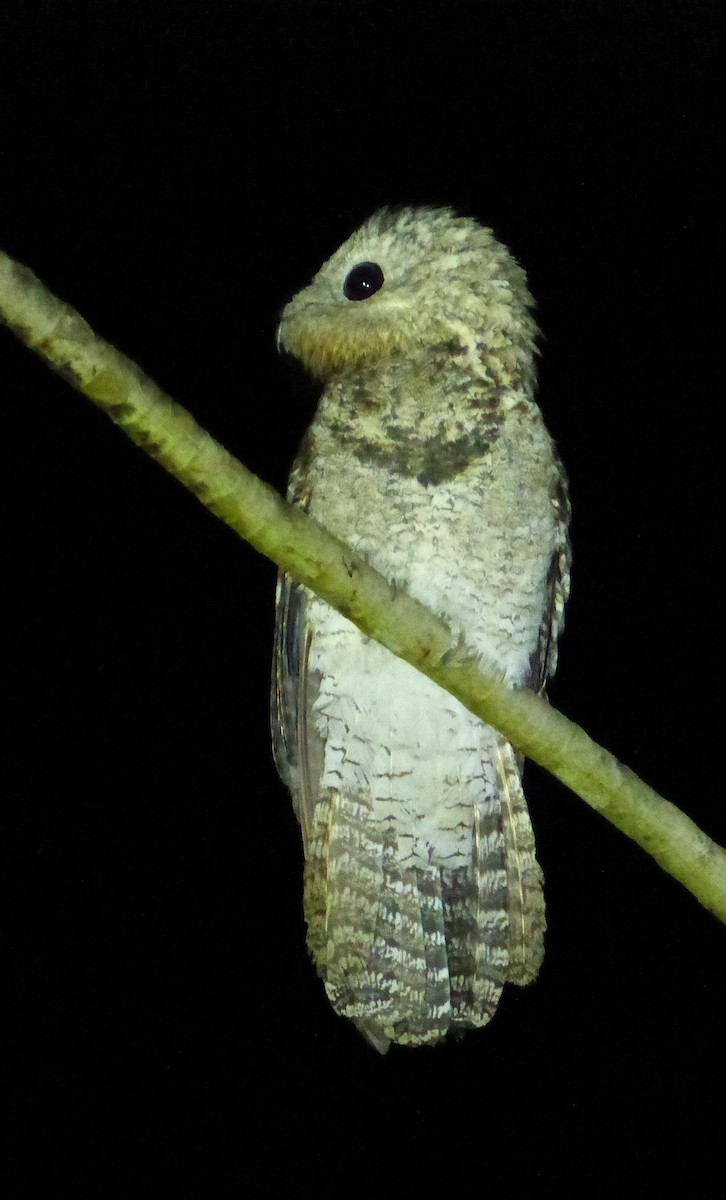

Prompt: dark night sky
[{"left": 3, "top": 1, "right": 725, "bottom": 1193}]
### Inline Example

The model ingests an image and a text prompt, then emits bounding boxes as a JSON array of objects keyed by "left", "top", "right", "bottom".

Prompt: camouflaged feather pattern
[{"left": 272, "top": 208, "right": 570, "bottom": 1051}]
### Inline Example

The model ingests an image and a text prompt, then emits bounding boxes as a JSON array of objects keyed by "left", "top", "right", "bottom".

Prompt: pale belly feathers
[{"left": 303, "top": 443, "right": 557, "bottom": 872}]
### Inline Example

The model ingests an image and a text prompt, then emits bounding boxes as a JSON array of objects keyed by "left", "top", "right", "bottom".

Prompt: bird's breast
[{"left": 302, "top": 404, "right": 558, "bottom": 686}]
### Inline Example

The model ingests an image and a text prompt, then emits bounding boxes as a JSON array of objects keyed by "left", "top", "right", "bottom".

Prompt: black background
[{"left": 3, "top": 1, "right": 725, "bottom": 1193}]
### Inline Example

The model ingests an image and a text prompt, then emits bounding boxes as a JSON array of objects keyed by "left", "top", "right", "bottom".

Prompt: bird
[{"left": 272, "top": 206, "right": 570, "bottom": 1052}]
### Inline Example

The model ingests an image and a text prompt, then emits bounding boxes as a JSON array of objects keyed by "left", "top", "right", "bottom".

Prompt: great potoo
[{"left": 272, "top": 206, "right": 570, "bottom": 1052}]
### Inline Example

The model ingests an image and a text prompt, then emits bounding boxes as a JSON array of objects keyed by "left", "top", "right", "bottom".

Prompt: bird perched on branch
[{"left": 273, "top": 206, "right": 570, "bottom": 1051}]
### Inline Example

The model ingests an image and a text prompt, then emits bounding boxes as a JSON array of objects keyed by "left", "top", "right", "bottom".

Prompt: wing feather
[
  {"left": 532, "top": 455, "right": 572, "bottom": 691},
  {"left": 271, "top": 573, "right": 324, "bottom": 853}
]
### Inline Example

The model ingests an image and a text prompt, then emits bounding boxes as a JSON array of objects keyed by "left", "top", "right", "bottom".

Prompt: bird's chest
[{"left": 298, "top": 397, "right": 557, "bottom": 678}]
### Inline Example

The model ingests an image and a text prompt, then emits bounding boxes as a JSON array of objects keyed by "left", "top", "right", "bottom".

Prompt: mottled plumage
[{"left": 272, "top": 207, "right": 570, "bottom": 1051}]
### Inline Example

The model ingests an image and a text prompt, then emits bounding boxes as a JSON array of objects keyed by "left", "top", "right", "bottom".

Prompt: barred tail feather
[
  {"left": 302, "top": 747, "right": 545, "bottom": 1052},
  {"left": 304, "top": 793, "right": 452, "bottom": 1051},
  {"left": 496, "top": 738, "right": 546, "bottom": 984},
  {"left": 442, "top": 790, "right": 509, "bottom": 1031}
]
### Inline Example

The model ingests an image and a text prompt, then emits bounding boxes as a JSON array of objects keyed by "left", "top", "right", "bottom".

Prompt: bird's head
[{"left": 277, "top": 206, "right": 537, "bottom": 382}]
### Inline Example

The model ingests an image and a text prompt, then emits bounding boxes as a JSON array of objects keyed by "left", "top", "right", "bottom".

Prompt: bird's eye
[{"left": 343, "top": 261, "right": 385, "bottom": 301}]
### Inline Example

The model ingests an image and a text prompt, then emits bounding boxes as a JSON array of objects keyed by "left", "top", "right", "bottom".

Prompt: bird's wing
[
  {"left": 270, "top": 455, "right": 326, "bottom": 856},
  {"left": 271, "top": 572, "right": 326, "bottom": 856},
  {"left": 500, "top": 450, "right": 569, "bottom": 983},
  {"left": 531, "top": 452, "right": 572, "bottom": 693}
]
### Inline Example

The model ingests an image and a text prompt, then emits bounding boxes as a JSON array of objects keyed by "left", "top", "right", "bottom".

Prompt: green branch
[{"left": 2, "top": 246, "right": 725, "bottom": 925}]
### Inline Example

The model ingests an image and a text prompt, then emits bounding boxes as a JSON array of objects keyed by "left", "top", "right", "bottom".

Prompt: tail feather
[
  {"left": 302, "top": 743, "right": 545, "bottom": 1050},
  {"left": 305, "top": 793, "right": 454, "bottom": 1049},
  {"left": 472, "top": 791, "right": 510, "bottom": 1014},
  {"left": 496, "top": 739, "right": 546, "bottom": 983},
  {"left": 385, "top": 865, "right": 451, "bottom": 1046},
  {"left": 311, "top": 792, "right": 384, "bottom": 996},
  {"left": 441, "top": 866, "right": 478, "bottom": 1021}
]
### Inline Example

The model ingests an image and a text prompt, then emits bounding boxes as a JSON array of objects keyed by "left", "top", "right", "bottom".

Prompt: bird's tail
[{"left": 303, "top": 742, "right": 544, "bottom": 1051}]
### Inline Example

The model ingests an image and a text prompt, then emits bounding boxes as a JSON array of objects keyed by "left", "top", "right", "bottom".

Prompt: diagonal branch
[{"left": 2, "top": 246, "right": 725, "bottom": 925}]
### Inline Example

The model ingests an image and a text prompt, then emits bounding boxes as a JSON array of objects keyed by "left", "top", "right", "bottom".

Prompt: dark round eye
[{"left": 343, "top": 261, "right": 385, "bottom": 301}]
